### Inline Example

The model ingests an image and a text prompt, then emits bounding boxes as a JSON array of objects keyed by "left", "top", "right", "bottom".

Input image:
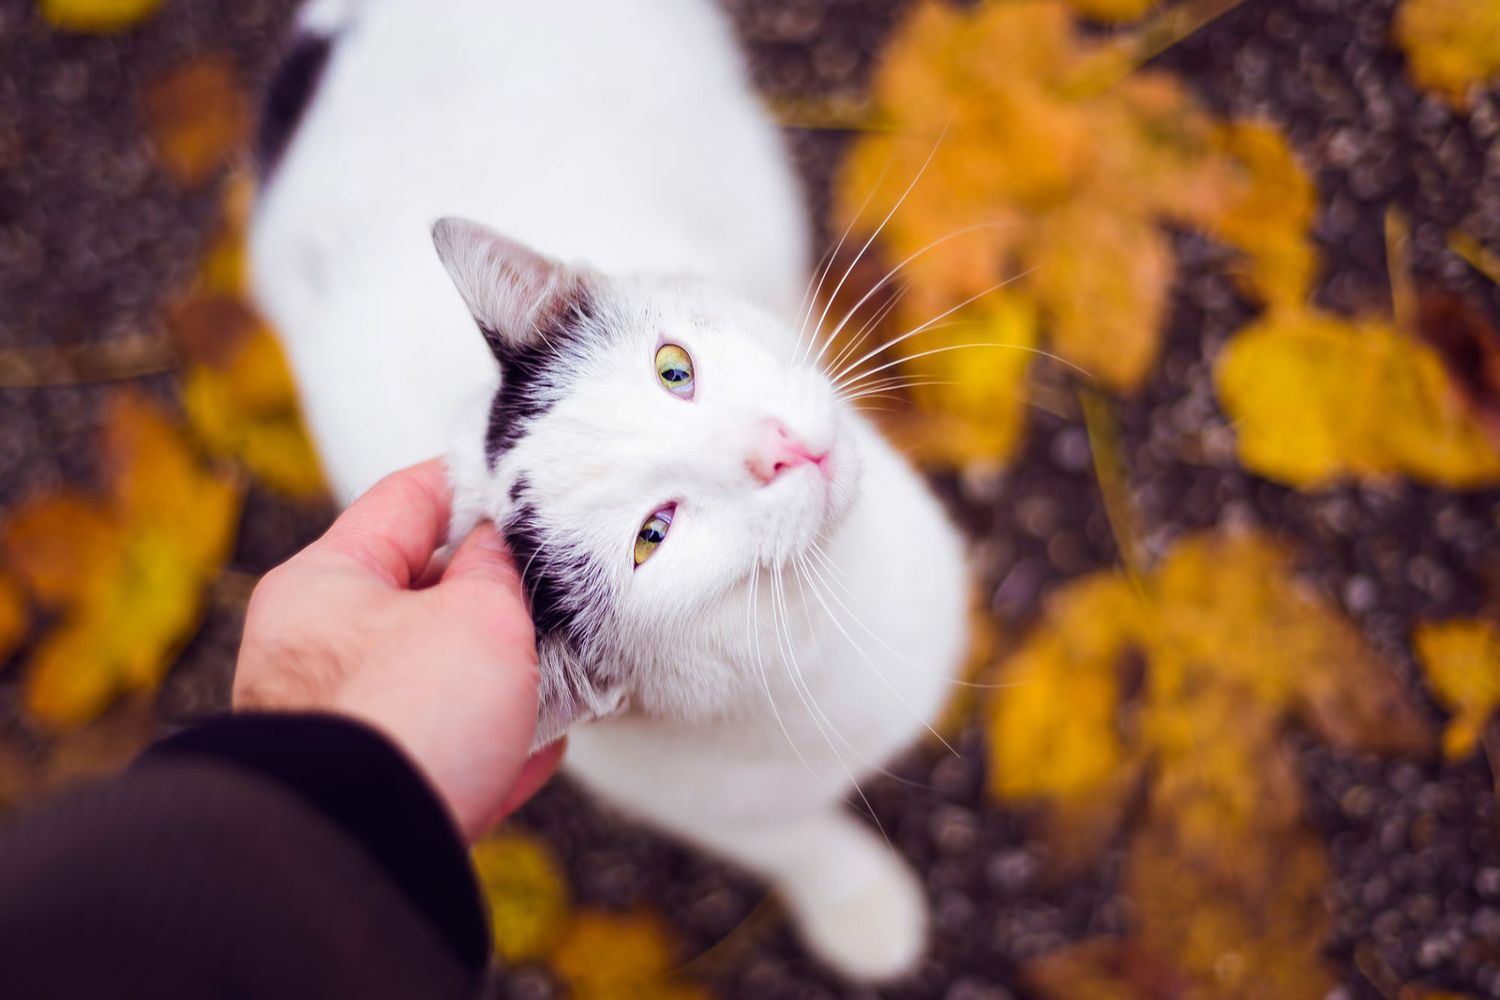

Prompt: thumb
[{"left": 440, "top": 522, "right": 527, "bottom": 602}]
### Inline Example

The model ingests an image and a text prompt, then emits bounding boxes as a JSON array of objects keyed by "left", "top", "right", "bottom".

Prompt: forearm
[{"left": 0, "top": 713, "right": 489, "bottom": 1000}]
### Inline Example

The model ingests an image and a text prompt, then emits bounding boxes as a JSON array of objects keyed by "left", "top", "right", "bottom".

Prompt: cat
[{"left": 250, "top": 0, "right": 970, "bottom": 981}]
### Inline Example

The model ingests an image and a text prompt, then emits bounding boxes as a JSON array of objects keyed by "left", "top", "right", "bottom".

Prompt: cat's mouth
[{"left": 762, "top": 429, "right": 857, "bottom": 564}]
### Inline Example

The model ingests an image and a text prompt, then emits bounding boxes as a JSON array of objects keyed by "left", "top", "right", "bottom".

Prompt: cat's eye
[
  {"left": 655, "top": 344, "right": 694, "bottom": 398},
  {"left": 633, "top": 505, "right": 675, "bottom": 566}
]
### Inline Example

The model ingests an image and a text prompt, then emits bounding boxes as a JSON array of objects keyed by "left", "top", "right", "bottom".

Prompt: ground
[{"left": 1, "top": 0, "right": 1498, "bottom": 997}]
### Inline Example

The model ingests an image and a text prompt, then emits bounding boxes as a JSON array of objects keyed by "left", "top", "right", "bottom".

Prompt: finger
[
  {"left": 440, "top": 522, "right": 526, "bottom": 602},
  {"left": 315, "top": 458, "right": 452, "bottom": 587},
  {"left": 481, "top": 739, "right": 567, "bottom": 835}
]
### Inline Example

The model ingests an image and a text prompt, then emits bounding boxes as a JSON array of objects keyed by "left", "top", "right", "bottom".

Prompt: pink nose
[{"left": 747, "top": 419, "right": 826, "bottom": 485}]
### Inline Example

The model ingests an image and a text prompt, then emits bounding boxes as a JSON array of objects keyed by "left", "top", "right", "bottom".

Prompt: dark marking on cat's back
[{"left": 257, "top": 33, "right": 333, "bottom": 177}]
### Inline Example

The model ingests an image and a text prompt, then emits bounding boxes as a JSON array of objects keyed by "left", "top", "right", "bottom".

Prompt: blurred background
[{"left": 2, "top": 0, "right": 1499, "bottom": 997}]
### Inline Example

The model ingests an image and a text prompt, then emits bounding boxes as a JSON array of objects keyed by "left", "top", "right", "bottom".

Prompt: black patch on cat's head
[
  {"left": 484, "top": 286, "right": 597, "bottom": 465},
  {"left": 502, "top": 500, "right": 607, "bottom": 650}
]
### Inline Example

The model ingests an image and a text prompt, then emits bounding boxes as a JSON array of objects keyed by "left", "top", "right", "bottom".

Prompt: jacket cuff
[{"left": 144, "top": 712, "right": 490, "bottom": 975}]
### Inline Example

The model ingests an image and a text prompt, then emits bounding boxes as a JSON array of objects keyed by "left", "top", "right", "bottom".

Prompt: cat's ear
[{"left": 431, "top": 216, "right": 587, "bottom": 361}]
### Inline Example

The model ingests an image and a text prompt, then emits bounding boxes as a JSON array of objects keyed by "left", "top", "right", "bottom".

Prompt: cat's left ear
[{"left": 431, "top": 216, "right": 589, "bottom": 361}]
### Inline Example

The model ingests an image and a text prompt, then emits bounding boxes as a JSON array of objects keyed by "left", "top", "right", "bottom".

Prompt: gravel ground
[{"left": 2, "top": 0, "right": 1498, "bottom": 996}]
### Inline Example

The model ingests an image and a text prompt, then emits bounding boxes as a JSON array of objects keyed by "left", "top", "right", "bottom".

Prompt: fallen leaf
[
  {"left": 1414, "top": 618, "right": 1500, "bottom": 759},
  {"left": 168, "top": 180, "right": 328, "bottom": 499},
  {"left": 198, "top": 171, "right": 257, "bottom": 297},
  {"left": 1215, "top": 308, "right": 1500, "bottom": 489},
  {"left": 989, "top": 531, "right": 1431, "bottom": 999},
  {"left": 1028, "top": 199, "right": 1172, "bottom": 389},
  {"left": 142, "top": 55, "right": 251, "bottom": 187},
  {"left": 832, "top": 0, "right": 1314, "bottom": 468},
  {"left": 39, "top": 0, "right": 165, "bottom": 33},
  {"left": 883, "top": 296, "right": 1039, "bottom": 470},
  {"left": 1197, "top": 121, "right": 1320, "bottom": 311},
  {"left": 987, "top": 572, "right": 1147, "bottom": 867},
  {"left": 1393, "top": 0, "right": 1500, "bottom": 109},
  {"left": 471, "top": 830, "right": 570, "bottom": 963},
  {"left": 0, "top": 574, "right": 25, "bottom": 664},
  {"left": 177, "top": 305, "right": 327, "bottom": 499},
  {"left": 552, "top": 909, "right": 711, "bottom": 1000},
  {"left": 2, "top": 393, "right": 240, "bottom": 728}
]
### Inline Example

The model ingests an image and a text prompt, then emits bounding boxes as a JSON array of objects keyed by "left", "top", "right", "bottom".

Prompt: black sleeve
[{"left": 0, "top": 712, "right": 491, "bottom": 1000}]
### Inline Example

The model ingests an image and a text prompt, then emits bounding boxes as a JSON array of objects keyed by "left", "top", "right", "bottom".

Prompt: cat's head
[{"left": 433, "top": 217, "right": 861, "bottom": 748}]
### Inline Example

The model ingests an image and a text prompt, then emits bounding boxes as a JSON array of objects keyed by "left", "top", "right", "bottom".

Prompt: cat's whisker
[
  {"left": 794, "top": 156, "right": 894, "bottom": 368},
  {"left": 829, "top": 268, "right": 1039, "bottom": 389},
  {"left": 812, "top": 220, "right": 1017, "bottom": 373},
  {"left": 805, "top": 545, "right": 1029, "bottom": 692},
  {"left": 789, "top": 556, "right": 934, "bottom": 792},
  {"left": 838, "top": 339, "right": 1094, "bottom": 396},
  {"left": 783, "top": 561, "right": 899, "bottom": 836},
  {"left": 825, "top": 284, "right": 908, "bottom": 380},
  {"left": 806, "top": 537, "right": 854, "bottom": 592},
  {"left": 800, "top": 127, "right": 948, "bottom": 372},
  {"left": 746, "top": 566, "right": 815, "bottom": 774},
  {"left": 770, "top": 563, "right": 891, "bottom": 840},
  {"left": 840, "top": 379, "right": 957, "bottom": 403},
  {"left": 798, "top": 554, "right": 960, "bottom": 758}
]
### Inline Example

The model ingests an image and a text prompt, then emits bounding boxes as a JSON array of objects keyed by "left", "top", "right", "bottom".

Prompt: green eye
[
  {"left": 655, "top": 343, "right": 694, "bottom": 398},
  {"left": 633, "top": 505, "right": 675, "bottom": 566}
]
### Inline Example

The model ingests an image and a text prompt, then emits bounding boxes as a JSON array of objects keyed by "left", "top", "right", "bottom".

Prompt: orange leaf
[
  {"left": 3, "top": 494, "right": 119, "bottom": 607},
  {"left": 142, "top": 55, "right": 251, "bottom": 187},
  {"left": 0, "top": 575, "right": 25, "bottom": 664},
  {"left": 552, "top": 909, "right": 710, "bottom": 1000}
]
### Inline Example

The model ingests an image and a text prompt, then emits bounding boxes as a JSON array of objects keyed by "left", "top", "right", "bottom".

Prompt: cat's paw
[{"left": 780, "top": 840, "right": 928, "bottom": 982}]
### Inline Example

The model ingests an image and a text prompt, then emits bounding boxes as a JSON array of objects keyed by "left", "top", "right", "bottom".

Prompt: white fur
[{"left": 251, "top": 0, "right": 969, "bottom": 981}]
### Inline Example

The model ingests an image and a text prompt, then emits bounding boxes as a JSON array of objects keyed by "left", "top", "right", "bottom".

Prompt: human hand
[{"left": 233, "top": 458, "right": 558, "bottom": 841}]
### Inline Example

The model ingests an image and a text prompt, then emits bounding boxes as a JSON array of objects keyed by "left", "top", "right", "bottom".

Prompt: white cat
[{"left": 250, "top": 0, "right": 969, "bottom": 981}]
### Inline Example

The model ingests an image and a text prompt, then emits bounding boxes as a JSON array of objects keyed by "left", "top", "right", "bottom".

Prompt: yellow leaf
[
  {"left": 1201, "top": 122, "right": 1319, "bottom": 310},
  {"left": 142, "top": 55, "right": 250, "bottom": 187},
  {"left": 1, "top": 392, "right": 240, "bottom": 729},
  {"left": 988, "top": 572, "right": 1147, "bottom": 868},
  {"left": 1151, "top": 534, "right": 1431, "bottom": 755},
  {"left": 1029, "top": 202, "right": 1172, "bottom": 389},
  {"left": 991, "top": 530, "right": 1431, "bottom": 999},
  {"left": 886, "top": 296, "right": 1038, "bottom": 469},
  {"left": 1216, "top": 309, "right": 1500, "bottom": 489},
  {"left": 552, "top": 909, "right": 710, "bottom": 1000},
  {"left": 1414, "top": 619, "right": 1500, "bottom": 759},
  {"left": 181, "top": 323, "right": 328, "bottom": 499},
  {"left": 39, "top": 0, "right": 164, "bottom": 33},
  {"left": 1394, "top": 0, "right": 1500, "bottom": 109},
  {"left": 471, "top": 831, "right": 570, "bottom": 963},
  {"left": 989, "top": 573, "right": 1143, "bottom": 805}
]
